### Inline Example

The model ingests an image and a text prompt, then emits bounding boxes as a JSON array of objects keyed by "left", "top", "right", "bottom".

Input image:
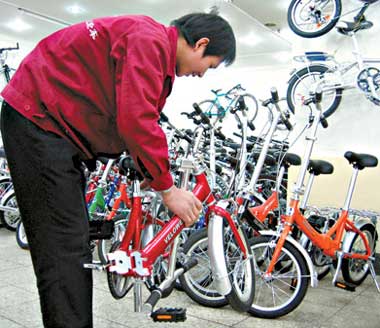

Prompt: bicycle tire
[
  {"left": 0, "top": 190, "right": 20, "bottom": 231},
  {"left": 179, "top": 228, "right": 229, "bottom": 308},
  {"left": 106, "top": 241, "right": 133, "bottom": 299},
  {"left": 287, "top": 64, "right": 343, "bottom": 118},
  {"left": 341, "top": 224, "right": 376, "bottom": 285},
  {"left": 0, "top": 176, "right": 12, "bottom": 198},
  {"left": 287, "top": 0, "right": 342, "bottom": 38},
  {"left": 248, "top": 235, "right": 309, "bottom": 318},
  {"left": 223, "top": 223, "right": 255, "bottom": 312},
  {"left": 16, "top": 220, "right": 29, "bottom": 250}
]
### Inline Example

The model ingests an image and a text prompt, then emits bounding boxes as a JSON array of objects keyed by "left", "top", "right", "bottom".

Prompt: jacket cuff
[{"left": 150, "top": 171, "right": 174, "bottom": 191}]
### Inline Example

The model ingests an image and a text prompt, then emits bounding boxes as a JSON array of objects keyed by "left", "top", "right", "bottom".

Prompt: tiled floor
[{"left": 0, "top": 227, "right": 380, "bottom": 328}]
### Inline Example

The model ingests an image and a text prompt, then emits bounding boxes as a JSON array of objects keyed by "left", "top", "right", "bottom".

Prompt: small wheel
[
  {"left": 248, "top": 235, "right": 309, "bottom": 318},
  {"left": 224, "top": 224, "right": 255, "bottom": 312},
  {"left": 287, "top": 64, "right": 343, "bottom": 118},
  {"left": 16, "top": 221, "right": 29, "bottom": 250},
  {"left": 179, "top": 228, "right": 229, "bottom": 307},
  {"left": 287, "top": 0, "right": 342, "bottom": 38},
  {"left": 0, "top": 190, "right": 20, "bottom": 231},
  {"left": 106, "top": 241, "right": 133, "bottom": 299},
  {"left": 342, "top": 224, "right": 376, "bottom": 286}
]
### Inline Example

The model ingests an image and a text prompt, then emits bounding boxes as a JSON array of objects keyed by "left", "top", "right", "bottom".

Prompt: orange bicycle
[{"left": 248, "top": 90, "right": 379, "bottom": 318}]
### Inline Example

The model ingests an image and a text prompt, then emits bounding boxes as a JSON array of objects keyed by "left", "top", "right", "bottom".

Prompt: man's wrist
[{"left": 159, "top": 185, "right": 174, "bottom": 195}]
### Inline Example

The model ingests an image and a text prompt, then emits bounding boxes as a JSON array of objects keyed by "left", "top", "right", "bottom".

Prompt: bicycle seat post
[{"left": 342, "top": 165, "right": 359, "bottom": 212}]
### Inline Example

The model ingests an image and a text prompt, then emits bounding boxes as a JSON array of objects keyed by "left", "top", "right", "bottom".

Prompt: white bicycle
[{"left": 286, "top": 16, "right": 380, "bottom": 118}]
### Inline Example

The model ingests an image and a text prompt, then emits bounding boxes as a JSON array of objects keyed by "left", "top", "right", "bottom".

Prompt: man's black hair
[{"left": 171, "top": 12, "right": 236, "bottom": 66}]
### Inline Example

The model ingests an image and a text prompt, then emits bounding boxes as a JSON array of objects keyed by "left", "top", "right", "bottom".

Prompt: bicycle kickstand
[
  {"left": 332, "top": 251, "right": 356, "bottom": 292},
  {"left": 368, "top": 257, "right": 380, "bottom": 293}
]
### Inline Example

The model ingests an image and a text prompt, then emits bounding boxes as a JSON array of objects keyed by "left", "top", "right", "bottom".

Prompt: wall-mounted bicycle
[{"left": 287, "top": 0, "right": 379, "bottom": 38}]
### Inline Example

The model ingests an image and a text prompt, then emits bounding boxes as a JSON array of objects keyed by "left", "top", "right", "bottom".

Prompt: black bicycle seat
[
  {"left": 336, "top": 18, "right": 373, "bottom": 35},
  {"left": 282, "top": 153, "right": 302, "bottom": 167},
  {"left": 308, "top": 160, "right": 334, "bottom": 176},
  {"left": 344, "top": 151, "right": 378, "bottom": 169}
]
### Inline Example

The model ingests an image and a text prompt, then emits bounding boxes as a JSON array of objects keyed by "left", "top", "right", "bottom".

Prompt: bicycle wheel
[
  {"left": 287, "top": 64, "right": 343, "bottom": 118},
  {"left": 342, "top": 224, "right": 376, "bottom": 285},
  {"left": 0, "top": 190, "right": 20, "bottom": 231},
  {"left": 287, "top": 0, "right": 342, "bottom": 38},
  {"left": 223, "top": 223, "right": 255, "bottom": 312},
  {"left": 248, "top": 235, "right": 309, "bottom": 318},
  {"left": 179, "top": 228, "right": 229, "bottom": 308},
  {"left": 106, "top": 241, "right": 133, "bottom": 299},
  {"left": 0, "top": 176, "right": 12, "bottom": 199},
  {"left": 16, "top": 220, "right": 29, "bottom": 250}
]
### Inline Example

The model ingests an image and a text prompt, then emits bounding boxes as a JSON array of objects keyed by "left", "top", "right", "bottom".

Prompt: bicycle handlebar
[
  {"left": 192, "top": 103, "right": 211, "bottom": 126},
  {"left": 0, "top": 43, "right": 19, "bottom": 54},
  {"left": 262, "top": 87, "right": 293, "bottom": 131}
]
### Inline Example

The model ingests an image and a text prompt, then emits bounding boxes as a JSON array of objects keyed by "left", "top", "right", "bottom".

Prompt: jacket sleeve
[{"left": 113, "top": 32, "right": 173, "bottom": 191}]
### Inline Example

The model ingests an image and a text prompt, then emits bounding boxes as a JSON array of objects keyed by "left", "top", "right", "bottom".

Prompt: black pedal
[
  {"left": 334, "top": 281, "right": 356, "bottom": 292},
  {"left": 151, "top": 308, "right": 186, "bottom": 322}
]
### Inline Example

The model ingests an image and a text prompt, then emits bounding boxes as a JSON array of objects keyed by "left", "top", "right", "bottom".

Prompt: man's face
[{"left": 176, "top": 37, "right": 223, "bottom": 77}]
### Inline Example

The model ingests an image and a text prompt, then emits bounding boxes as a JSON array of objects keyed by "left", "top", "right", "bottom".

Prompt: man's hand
[{"left": 161, "top": 185, "right": 202, "bottom": 227}]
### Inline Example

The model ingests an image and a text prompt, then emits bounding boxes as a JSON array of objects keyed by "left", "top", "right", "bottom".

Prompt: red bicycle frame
[{"left": 110, "top": 171, "right": 249, "bottom": 277}]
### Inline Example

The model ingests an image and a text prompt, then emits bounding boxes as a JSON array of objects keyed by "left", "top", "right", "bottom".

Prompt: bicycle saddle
[
  {"left": 308, "top": 160, "right": 334, "bottom": 176},
  {"left": 276, "top": 152, "right": 301, "bottom": 167},
  {"left": 344, "top": 151, "right": 378, "bottom": 169},
  {"left": 118, "top": 156, "right": 144, "bottom": 180},
  {"left": 336, "top": 18, "right": 373, "bottom": 35}
]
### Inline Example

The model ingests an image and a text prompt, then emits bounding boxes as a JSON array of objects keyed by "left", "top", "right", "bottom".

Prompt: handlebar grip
[
  {"left": 248, "top": 121, "right": 256, "bottom": 131},
  {"left": 284, "top": 119, "right": 293, "bottom": 131},
  {"left": 237, "top": 96, "right": 247, "bottom": 111},
  {"left": 143, "top": 289, "right": 162, "bottom": 313},
  {"left": 262, "top": 98, "right": 272, "bottom": 107},
  {"left": 270, "top": 87, "right": 279, "bottom": 103},
  {"left": 183, "top": 134, "right": 193, "bottom": 144},
  {"left": 192, "top": 103, "right": 203, "bottom": 115},
  {"left": 215, "top": 129, "right": 226, "bottom": 140},
  {"left": 192, "top": 103, "right": 211, "bottom": 125},
  {"left": 233, "top": 132, "right": 242, "bottom": 139},
  {"left": 320, "top": 116, "right": 328, "bottom": 128},
  {"left": 315, "top": 89, "right": 323, "bottom": 103},
  {"left": 160, "top": 112, "right": 169, "bottom": 123}
]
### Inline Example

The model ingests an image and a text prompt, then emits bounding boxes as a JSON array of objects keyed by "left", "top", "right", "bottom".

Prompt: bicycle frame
[
  {"left": 110, "top": 170, "right": 248, "bottom": 277},
  {"left": 265, "top": 97, "right": 372, "bottom": 276},
  {"left": 206, "top": 91, "right": 237, "bottom": 118}
]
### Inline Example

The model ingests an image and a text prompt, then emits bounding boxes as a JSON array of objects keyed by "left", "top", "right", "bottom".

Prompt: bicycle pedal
[
  {"left": 83, "top": 261, "right": 106, "bottom": 271},
  {"left": 150, "top": 307, "right": 186, "bottom": 322},
  {"left": 334, "top": 281, "right": 356, "bottom": 292}
]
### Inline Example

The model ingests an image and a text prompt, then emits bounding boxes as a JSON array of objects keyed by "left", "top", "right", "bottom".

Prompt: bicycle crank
[{"left": 357, "top": 67, "right": 380, "bottom": 105}]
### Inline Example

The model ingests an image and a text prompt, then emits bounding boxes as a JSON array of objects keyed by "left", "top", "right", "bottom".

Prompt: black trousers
[{"left": 1, "top": 103, "right": 93, "bottom": 328}]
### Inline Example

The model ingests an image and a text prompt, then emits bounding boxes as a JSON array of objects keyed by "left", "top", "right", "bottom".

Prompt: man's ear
[{"left": 193, "top": 37, "right": 210, "bottom": 50}]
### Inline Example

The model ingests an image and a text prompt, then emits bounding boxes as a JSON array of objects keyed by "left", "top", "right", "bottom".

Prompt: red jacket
[{"left": 1, "top": 15, "right": 177, "bottom": 190}]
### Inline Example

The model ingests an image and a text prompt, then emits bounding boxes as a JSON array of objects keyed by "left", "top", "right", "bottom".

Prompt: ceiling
[
  {"left": 0, "top": 0, "right": 379, "bottom": 68},
  {"left": 0, "top": 0, "right": 292, "bottom": 68}
]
